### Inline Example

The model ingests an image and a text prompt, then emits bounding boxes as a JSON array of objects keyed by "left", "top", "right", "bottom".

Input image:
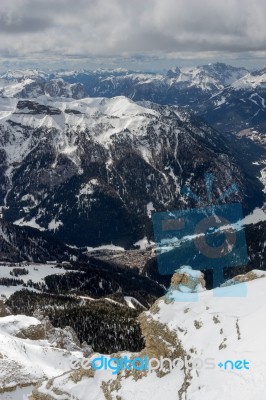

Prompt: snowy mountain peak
[
  {"left": 0, "top": 69, "right": 47, "bottom": 81},
  {"left": 231, "top": 68, "right": 266, "bottom": 90}
]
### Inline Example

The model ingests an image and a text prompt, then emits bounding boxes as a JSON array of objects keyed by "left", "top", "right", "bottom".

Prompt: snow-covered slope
[
  {"left": 166, "top": 63, "right": 248, "bottom": 90},
  {"left": 0, "top": 219, "right": 78, "bottom": 262},
  {"left": 199, "top": 67, "right": 266, "bottom": 203},
  {"left": 0, "top": 314, "right": 84, "bottom": 396},
  {"left": 0, "top": 95, "right": 252, "bottom": 247},
  {"left": 29, "top": 270, "right": 266, "bottom": 400},
  {"left": 231, "top": 68, "right": 266, "bottom": 90},
  {"left": 0, "top": 72, "right": 86, "bottom": 100},
  {"left": 55, "top": 63, "right": 248, "bottom": 107},
  {"left": 0, "top": 261, "right": 79, "bottom": 298},
  {"left": 0, "top": 63, "right": 249, "bottom": 107},
  {"left": 200, "top": 67, "right": 266, "bottom": 134}
]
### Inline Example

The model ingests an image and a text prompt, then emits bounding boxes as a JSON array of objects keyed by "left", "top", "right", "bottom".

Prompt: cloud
[
  {"left": 0, "top": 15, "right": 51, "bottom": 34},
  {"left": 0, "top": 0, "right": 265, "bottom": 67}
]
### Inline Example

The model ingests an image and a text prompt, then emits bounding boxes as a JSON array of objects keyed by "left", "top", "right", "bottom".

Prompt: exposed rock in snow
[
  {"left": 221, "top": 269, "right": 266, "bottom": 287},
  {"left": 28, "top": 270, "right": 266, "bottom": 400},
  {"left": 0, "top": 300, "right": 11, "bottom": 317},
  {"left": 0, "top": 314, "right": 85, "bottom": 396}
]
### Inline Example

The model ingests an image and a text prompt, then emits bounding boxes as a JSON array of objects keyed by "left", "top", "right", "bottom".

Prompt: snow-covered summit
[
  {"left": 166, "top": 63, "right": 248, "bottom": 91},
  {"left": 0, "top": 69, "right": 48, "bottom": 81},
  {"left": 231, "top": 69, "right": 266, "bottom": 90}
]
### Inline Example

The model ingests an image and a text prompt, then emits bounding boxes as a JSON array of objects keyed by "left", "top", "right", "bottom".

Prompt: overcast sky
[{"left": 0, "top": 0, "right": 265, "bottom": 71}]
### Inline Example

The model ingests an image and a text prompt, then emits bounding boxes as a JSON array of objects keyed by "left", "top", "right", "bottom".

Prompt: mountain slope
[
  {"left": 29, "top": 270, "right": 266, "bottom": 400},
  {"left": 0, "top": 63, "right": 248, "bottom": 107},
  {"left": 0, "top": 95, "right": 259, "bottom": 247},
  {"left": 0, "top": 219, "right": 78, "bottom": 262},
  {"left": 200, "top": 67, "right": 266, "bottom": 134},
  {"left": 0, "top": 312, "right": 85, "bottom": 397},
  {"left": 0, "top": 71, "right": 86, "bottom": 99}
]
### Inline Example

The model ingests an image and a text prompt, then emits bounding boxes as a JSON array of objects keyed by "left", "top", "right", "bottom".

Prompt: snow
[
  {"left": 259, "top": 166, "right": 266, "bottom": 194},
  {"left": 0, "top": 315, "right": 41, "bottom": 336},
  {"left": 146, "top": 275, "right": 266, "bottom": 400},
  {"left": 48, "top": 218, "right": 63, "bottom": 231},
  {"left": 178, "top": 265, "right": 202, "bottom": 278},
  {"left": 0, "top": 97, "right": 17, "bottom": 119},
  {"left": 0, "top": 314, "right": 83, "bottom": 392},
  {"left": 1, "top": 271, "right": 266, "bottom": 399},
  {"left": 124, "top": 296, "right": 145, "bottom": 309},
  {"left": 29, "top": 273, "right": 266, "bottom": 400},
  {"left": 0, "top": 385, "right": 34, "bottom": 400},
  {"left": 0, "top": 70, "right": 47, "bottom": 80},
  {"left": 0, "top": 262, "right": 78, "bottom": 298},
  {"left": 154, "top": 207, "right": 266, "bottom": 256},
  {"left": 86, "top": 244, "right": 125, "bottom": 252},
  {"left": 14, "top": 217, "right": 45, "bottom": 231},
  {"left": 242, "top": 207, "right": 266, "bottom": 225},
  {"left": 0, "top": 79, "right": 35, "bottom": 97},
  {"left": 0, "top": 95, "right": 161, "bottom": 177},
  {"left": 77, "top": 179, "right": 99, "bottom": 198},
  {"left": 232, "top": 71, "right": 266, "bottom": 90},
  {"left": 146, "top": 202, "right": 155, "bottom": 217},
  {"left": 214, "top": 96, "right": 226, "bottom": 106},
  {"left": 167, "top": 66, "right": 222, "bottom": 90},
  {"left": 133, "top": 236, "right": 154, "bottom": 250}
]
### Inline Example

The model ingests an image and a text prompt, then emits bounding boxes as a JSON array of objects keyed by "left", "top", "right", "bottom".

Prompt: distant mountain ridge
[
  {"left": 0, "top": 63, "right": 249, "bottom": 106},
  {"left": 200, "top": 67, "right": 266, "bottom": 134}
]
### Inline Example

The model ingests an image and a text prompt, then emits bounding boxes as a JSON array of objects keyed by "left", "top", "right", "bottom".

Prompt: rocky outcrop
[
  {"left": 164, "top": 266, "right": 206, "bottom": 304},
  {"left": 15, "top": 323, "right": 46, "bottom": 340},
  {"left": 222, "top": 269, "right": 266, "bottom": 287},
  {"left": 170, "top": 266, "right": 206, "bottom": 291},
  {"left": 0, "top": 300, "right": 11, "bottom": 317},
  {"left": 139, "top": 303, "right": 186, "bottom": 361}
]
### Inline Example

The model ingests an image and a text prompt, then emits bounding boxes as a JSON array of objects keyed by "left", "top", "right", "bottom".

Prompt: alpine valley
[{"left": 0, "top": 63, "right": 266, "bottom": 400}]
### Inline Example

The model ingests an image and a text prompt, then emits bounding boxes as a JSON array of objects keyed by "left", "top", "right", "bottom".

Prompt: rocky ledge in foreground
[{"left": 28, "top": 267, "right": 266, "bottom": 400}]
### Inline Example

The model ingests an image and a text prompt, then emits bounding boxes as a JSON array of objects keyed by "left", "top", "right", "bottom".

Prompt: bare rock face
[
  {"left": 170, "top": 267, "right": 206, "bottom": 290},
  {"left": 15, "top": 323, "right": 46, "bottom": 340},
  {"left": 222, "top": 269, "right": 266, "bottom": 287},
  {"left": 45, "top": 324, "right": 81, "bottom": 352},
  {"left": 14, "top": 314, "right": 90, "bottom": 353},
  {"left": 139, "top": 266, "right": 205, "bottom": 359},
  {"left": 0, "top": 300, "right": 11, "bottom": 317},
  {"left": 139, "top": 303, "right": 185, "bottom": 361},
  {"left": 164, "top": 266, "right": 206, "bottom": 304}
]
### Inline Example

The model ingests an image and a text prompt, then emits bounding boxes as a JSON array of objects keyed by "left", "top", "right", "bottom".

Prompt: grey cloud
[
  {"left": 0, "top": 0, "right": 265, "bottom": 68},
  {"left": 0, "top": 15, "right": 52, "bottom": 34}
]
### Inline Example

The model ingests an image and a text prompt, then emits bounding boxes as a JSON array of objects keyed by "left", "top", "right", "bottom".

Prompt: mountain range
[
  {"left": 0, "top": 62, "right": 266, "bottom": 399},
  {"left": 0, "top": 94, "right": 260, "bottom": 248}
]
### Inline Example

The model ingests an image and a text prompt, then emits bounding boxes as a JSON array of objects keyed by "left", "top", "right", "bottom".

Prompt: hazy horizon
[{"left": 0, "top": 59, "right": 265, "bottom": 74}]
